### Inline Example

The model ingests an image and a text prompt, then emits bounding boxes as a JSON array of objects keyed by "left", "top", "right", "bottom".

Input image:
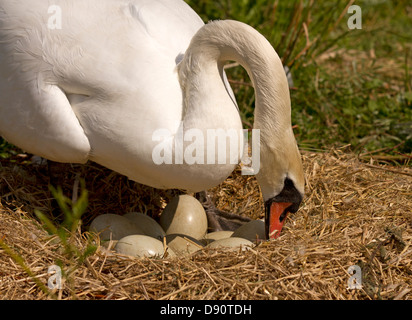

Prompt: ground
[{"left": 0, "top": 150, "right": 410, "bottom": 300}]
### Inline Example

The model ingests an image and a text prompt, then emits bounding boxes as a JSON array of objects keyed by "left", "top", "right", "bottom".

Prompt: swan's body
[{"left": 0, "top": 0, "right": 304, "bottom": 238}]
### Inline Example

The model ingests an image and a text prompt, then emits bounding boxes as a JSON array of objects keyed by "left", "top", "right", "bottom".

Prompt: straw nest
[{"left": 0, "top": 149, "right": 411, "bottom": 300}]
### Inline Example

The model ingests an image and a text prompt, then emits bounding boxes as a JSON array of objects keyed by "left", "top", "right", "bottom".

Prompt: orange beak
[{"left": 268, "top": 202, "right": 292, "bottom": 239}]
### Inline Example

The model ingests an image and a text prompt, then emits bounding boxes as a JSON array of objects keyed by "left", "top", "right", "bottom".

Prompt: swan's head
[
  {"left": 182, "top": 19, "right": 305, "bottom": 238},
  {"left": 256, "top": 126, "right": 304, "bottom": 239}
]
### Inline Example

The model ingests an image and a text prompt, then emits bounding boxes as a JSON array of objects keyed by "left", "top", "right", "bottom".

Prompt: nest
[{"left": 0, "top": 149, "right": 411, "bottom": 300}]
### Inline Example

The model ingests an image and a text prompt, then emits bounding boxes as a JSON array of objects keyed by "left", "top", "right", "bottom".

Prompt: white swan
[{"left": 0, "top": 0, "right": 304, "bottom": 239}]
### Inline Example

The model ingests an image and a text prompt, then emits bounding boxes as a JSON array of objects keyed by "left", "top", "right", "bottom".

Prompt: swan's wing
[
  {"left": 0, "top": 1, "right": 92, "bottom": 162},
  {"left": 0, "top": 0, "right": 204, "bottom": 162},
  {"left": 127, "top": 0, "right": 204, "bottom": 61}
]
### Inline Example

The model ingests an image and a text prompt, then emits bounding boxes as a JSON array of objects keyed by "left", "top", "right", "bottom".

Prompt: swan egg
[
  {"left": 203, "top": 231, "right": 234, "bottom": 245},
  {"left": 160, "top": 195, "right": 207, "bottom": 239},
  {"left": 115, "top": 235, "right": 164, "bottom": 258},
  {"left": 231, "top": 219, "right": 265, "bottom": 242},
  {"left": 165, "top": 234, "right": 204, "bottom": 256},
  {"left": 89, "top": 214, "right": 144, "bottom": 241},
  {"left": 123, "top": 212, "right": 166, "bottom": 240},
  {"left": 204, "top": 230, "right": 234, "bottom": 240},
  {"left": 206, "top": 237, "right": 253, "bottom": 251}
]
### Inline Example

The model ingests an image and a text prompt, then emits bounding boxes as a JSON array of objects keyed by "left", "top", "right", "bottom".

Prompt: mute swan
[{"left": 0, "top": 0, "right": 304, "bottom": 239}]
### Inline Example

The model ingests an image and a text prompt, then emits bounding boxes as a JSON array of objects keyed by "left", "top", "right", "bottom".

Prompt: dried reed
[{"left": 0, "top": 149, "right": 411, "bottom": 300}]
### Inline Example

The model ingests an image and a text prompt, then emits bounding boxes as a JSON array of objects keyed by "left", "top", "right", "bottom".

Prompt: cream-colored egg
[
  {"left": 160, "top": 195, "right": 207, "bottom": 239},
  {"left": 163, "top": 246, "right": 177, "bottom": 258},
  {"left": 231, "top": 220, "right": 265, "bottom": 242},
  {"left": 123, "top": 212, "right": 166, "bottom": 240},
  {"left": 115, "top": 235, "right": 164, "bottom": 258},
  {"left": 204, "top": 231, "right": 234, "bottom": 241},
  {"left": 89, "top": 214, "right": 144, "bottom": 241},
  {"left": 201, "top": 231, "right": 234, "bottom": 245},
  {"left": 165, "top": 234, "right": 204, "bottom": 256},
  {"left": 100, "top": 239, "right": 118, "bottom": 250},
  {"left": 206, "top": 237, "right": 253, "bottom": 251}
]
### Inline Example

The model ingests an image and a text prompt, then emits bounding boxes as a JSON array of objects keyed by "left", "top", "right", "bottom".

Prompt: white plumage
[{"left": 0, "top": 0, "right": 304, "bottom": 238}]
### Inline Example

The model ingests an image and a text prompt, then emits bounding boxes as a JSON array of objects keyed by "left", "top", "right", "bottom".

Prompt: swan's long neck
[
  {"left": 178, "top": 20, "right": 292, "bottom": 143},
  {"left": 177, "top": 20, "right": 303, "bottom": 199}
]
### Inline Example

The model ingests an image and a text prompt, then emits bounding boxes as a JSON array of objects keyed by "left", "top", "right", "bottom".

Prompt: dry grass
[{"left": 0, "top": 149, "right": 411, "bottom": 300}]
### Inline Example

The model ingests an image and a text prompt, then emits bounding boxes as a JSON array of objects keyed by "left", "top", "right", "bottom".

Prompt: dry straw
[{"left": 0, "top": 149, "right": 411, "bottom": 300}]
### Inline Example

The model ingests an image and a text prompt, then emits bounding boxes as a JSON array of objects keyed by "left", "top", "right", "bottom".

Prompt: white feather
[{"left": 0, "top": 0, "right": 304, "bottom": 199}]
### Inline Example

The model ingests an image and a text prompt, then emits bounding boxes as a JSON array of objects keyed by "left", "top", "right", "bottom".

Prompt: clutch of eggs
[{"left": 89, "top": 195, "right": 266, "bottom": 258}]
